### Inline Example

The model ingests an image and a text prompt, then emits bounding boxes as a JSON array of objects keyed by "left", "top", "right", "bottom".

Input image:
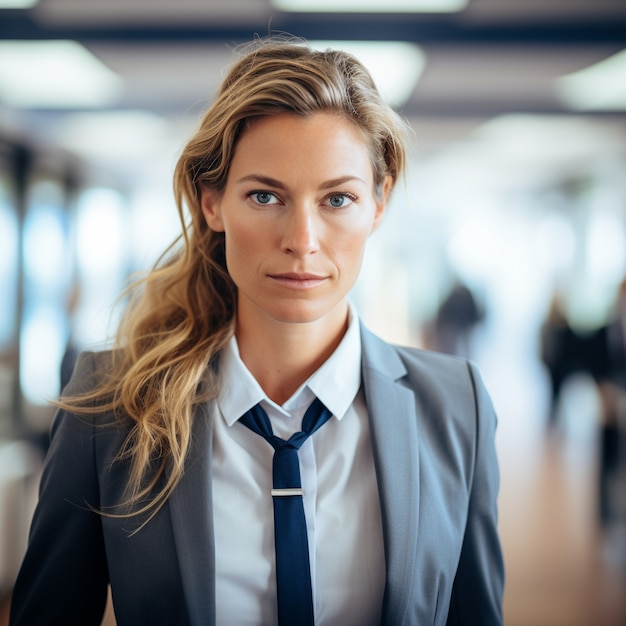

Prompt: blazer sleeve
[
  {"left": 446, "top": 361, "right": 505, "bottom": 625},
  {"left": 10, "top": 352, "right": 110, "bottom": 626}
]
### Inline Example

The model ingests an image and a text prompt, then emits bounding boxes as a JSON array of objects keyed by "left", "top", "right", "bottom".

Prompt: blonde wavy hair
[{"left": 62, "top": 37, "right": 410, "bottom": 523}]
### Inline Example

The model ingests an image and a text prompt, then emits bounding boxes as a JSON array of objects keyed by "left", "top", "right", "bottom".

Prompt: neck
[{"left": 235, "top": 306, "right": 349, "bottom": 405}]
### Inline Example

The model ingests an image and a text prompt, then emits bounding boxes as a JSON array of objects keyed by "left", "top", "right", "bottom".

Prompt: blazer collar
[{"left": 360, "top": 324, "right": 421, "bottom": 626}]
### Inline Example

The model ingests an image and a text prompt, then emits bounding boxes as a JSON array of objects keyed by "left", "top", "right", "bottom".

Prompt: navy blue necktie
[{"left": 239, "top": 397, "right": 332, "bottom": 626}]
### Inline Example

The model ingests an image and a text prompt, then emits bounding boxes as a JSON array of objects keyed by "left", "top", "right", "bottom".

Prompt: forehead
[{"left": 229, "top": 112, "right": 375, "bottom": 183}]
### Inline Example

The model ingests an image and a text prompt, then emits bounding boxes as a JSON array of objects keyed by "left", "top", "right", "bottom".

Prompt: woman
[{"left": 10, "top": 38, "right": 504, "bottom": 626}]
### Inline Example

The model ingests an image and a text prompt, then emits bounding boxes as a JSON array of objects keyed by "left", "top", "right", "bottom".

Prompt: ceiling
[{"left": 1, "top": 0, "right": 625, "bottom": 185}]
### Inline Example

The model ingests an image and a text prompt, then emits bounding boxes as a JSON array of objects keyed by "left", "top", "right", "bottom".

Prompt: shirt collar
[{"left": 217, "top": 303, "right": 362, "bottom": 426}]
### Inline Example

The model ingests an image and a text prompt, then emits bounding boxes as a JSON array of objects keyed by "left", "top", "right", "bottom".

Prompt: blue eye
[
  {"left": 252, "top": 192, "right": 276, "bottom": 204},
  {"left": 327, "top": 194, "right": 354, "bottom": 209}
]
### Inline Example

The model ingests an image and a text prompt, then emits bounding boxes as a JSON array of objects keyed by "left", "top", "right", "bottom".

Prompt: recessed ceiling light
[
  {"left": 0, "top": 0, "right": 39, "bottom": 7},
  {"left": 272, "top": 0, "right": 467, "bottom": 12},
  {"left": 0, "top": 40, "right": 122, "bottom": 108},
  {"left": 52, "top": 111, "right": 170, "bottom": 162},
  {"left": 311, "top": 41, "right": 425, "bottom": 108},
  {"left": 557, "top": 49, "right": 626, "bottom": 111}
]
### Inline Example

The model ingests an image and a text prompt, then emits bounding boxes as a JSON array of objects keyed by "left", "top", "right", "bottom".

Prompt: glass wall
[
  {"left": 0, "top": 139, "right": 133, "bottom": 435},
  {"left": 72, "top": 186, "right": 130, "bottom": 352},
  {"left": 20, "top": 178, "right": 72, "bottom": 412},
  {"left": 0, "top": 151, "right": 19, "bottom": 434}
]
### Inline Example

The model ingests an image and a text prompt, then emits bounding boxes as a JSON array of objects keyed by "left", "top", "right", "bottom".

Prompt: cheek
[
  {"left": 226, "top": 221, "right": 256, "bottom": 249},
  {"left": 223, "top": 218, "right": 269, "bottom": 274},
  {"left": 333, "top": 227, "right": 371, "bottom": 271}
]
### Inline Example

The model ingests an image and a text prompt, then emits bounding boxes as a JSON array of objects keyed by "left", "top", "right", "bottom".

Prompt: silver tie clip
[{"left": 271, "top": 488, "right": 303, "bottom": 497}]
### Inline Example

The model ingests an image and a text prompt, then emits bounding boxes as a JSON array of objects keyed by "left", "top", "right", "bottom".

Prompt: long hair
[{"left": 61, "top": 37, "right": 410, "bottom": 523}]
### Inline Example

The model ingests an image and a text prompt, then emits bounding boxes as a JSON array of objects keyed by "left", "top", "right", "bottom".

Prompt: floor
[{"left": 495, "top": 365, "right": 626, "bottom": 626}]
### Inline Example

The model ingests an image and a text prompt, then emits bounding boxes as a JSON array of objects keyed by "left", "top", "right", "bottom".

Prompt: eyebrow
[{"left": 235, "top": 174, "right": 368, "bottom": 189}]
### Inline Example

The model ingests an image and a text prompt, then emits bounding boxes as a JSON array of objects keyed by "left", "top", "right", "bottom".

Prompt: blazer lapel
[
  {"left": 360, "top": 325, "right": 420, "bottom": 626},
  {"left": 168, "top": 399, "right": 217, "bottom": 626}
]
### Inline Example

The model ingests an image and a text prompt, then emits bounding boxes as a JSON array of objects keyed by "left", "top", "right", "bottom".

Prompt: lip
[{"left": 268, "top": 272, "right": 328, "bottom": 289}]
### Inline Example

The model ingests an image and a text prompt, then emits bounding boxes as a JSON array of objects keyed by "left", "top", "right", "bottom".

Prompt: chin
[{"left": 266, "top": 299, "right": 347, "bottom": 327}]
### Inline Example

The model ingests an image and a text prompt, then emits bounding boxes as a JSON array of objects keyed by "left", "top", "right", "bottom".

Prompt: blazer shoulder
[
  {"left": 361, "top": 323, "right": 477, "bottom": 389},
  {"left": 395, "top": 343, "right": 470, "bottom": 372},
  {"left": 62, "top": 349, "right": 117, "bottom": 396},
  {"left": 396, "top": 345, "right": 492, "bottom": 415},
  {"left": 360, "top": 325, "right": 493, "bottom": 427},
  {"left": 396, "top": 344, "right": 478, "bottom": 387},
  {"left": 57, "top": 350, "right": 129, "bottom": 439}
]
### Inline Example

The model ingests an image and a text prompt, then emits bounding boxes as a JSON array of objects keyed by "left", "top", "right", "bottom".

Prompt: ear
[
  {"left": 200, "top": 186, "right": 225, "bottom": 232},
  {"left": 370, "top": 175, "right": 393, "bottom": 234}
]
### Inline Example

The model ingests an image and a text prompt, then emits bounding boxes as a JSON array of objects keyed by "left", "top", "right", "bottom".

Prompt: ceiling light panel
[
  {"left": 557, "top": 48, "right": 626, "bottom": 111},
  {"left": 35, "top": 0, "right": 269, "bottom": 25},
  {"left": 273, "top": 0, "right": 467, "bottom": 12},
  {"left": 0, "top": 0, "right": 39, "bottom": 7},
  {"left": 0, "top": 40, "right": 122, "bottom": 108}
]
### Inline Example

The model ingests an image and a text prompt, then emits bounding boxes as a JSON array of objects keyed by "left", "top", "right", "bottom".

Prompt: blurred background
[{"left": 1, "top": 0, "right": 626, "bottom": 624}]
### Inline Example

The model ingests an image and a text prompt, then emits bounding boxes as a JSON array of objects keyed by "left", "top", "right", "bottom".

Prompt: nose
[{"left": 281, "top": 206, "right": 320, "bottom": 257}]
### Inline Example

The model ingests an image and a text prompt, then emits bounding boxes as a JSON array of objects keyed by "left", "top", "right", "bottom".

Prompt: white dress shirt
[{"left": 212, "top": 306, "right": 385, "bottom": 625}]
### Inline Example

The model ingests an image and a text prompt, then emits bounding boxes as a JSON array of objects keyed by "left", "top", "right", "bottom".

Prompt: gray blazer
[{"left": 10, "top": 325, "right": 504, "bottom": 625}]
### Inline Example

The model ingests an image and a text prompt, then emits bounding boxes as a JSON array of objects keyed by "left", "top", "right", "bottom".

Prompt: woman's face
[{"left": 201, "top": 111, "right": 390, "bottom": 333}]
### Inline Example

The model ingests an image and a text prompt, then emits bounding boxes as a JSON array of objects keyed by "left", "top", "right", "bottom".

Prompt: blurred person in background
[
  {"left": 597, "top": 277, "right": 626, "bottom": 533},
  {"left": 432, "top": 278, "right": 485, "bottom": 359},
  {"left": 540, "top": 292, "right": 580, "bottom": 427},
  {"left": 9, "top": 37, "right": 503, "bottom": 626}
]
